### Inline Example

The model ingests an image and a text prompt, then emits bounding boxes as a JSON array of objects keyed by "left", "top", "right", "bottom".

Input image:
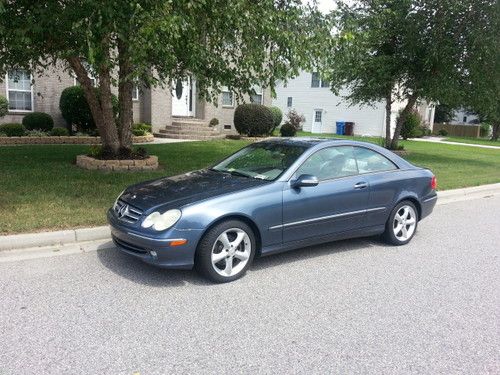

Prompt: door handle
[{"left": 354, "top": 182, "right": 368, "bottom": 189}]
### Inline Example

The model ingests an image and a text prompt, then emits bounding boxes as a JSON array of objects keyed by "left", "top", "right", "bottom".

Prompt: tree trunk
[
  {"left": 117, "top": 39, "right": 134, "bottom": 150},
  {"left": 384, "top": 90, "right": 392, "bottom": 148},
  {"left": 67, "top": 56, "right": 120, "bottom": 154},
  {"left": 491, "top": 122, "right": 499, "bottom": 141},
  {"left": 390, "top": 93, "right": 419, "bottom": 150}
]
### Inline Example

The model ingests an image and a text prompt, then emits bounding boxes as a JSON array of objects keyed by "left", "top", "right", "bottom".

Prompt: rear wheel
[
  {"left": 195, "top": 220, "right": 255, "bottom": 283},
  {"left": 383, "top": 201, "right": 418, "bottom": 245}
]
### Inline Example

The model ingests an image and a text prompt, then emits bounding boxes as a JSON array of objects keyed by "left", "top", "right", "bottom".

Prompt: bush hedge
[
  {"left": 22, "top": 112, "right": 54, "bottom": 131},
  {"left": 280, "top": 122, "right": 297, "bottom": 137},
  {"left": 59, "top": 85, "right": 118, "bottom": 133},
  {"left": 132, "top": 123, "right": 152, "bottom": 136},
  {"left": 234, "top": 104, "right": 274, "bottom": 137},
  {"left": 0, "top": 95, "right": 8, "bottom": 118},
  {"left": 50, "top": 127, "right": 70, "bottom": 136},
  {"left": 399, "top": 110, "right": 422, "bottom": 140},
  {"left": 269, "top": 106, "right": 283, "bottom": 134},
  {"left": 0, "top": 123, "right": 26, "bottom": 137}
]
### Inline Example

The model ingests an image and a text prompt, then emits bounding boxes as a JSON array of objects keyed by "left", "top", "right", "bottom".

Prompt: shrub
[
  {"left": 399, "top": 110, "right": 422, "bottom": 140},
  {"left": 437, "top": 129, "right": 448, "bottom": 136},
  {"left": 26, "top": 129, "right": 49, "bottom": 137},
  {"left": 59, "top": 85, "right": 118, "bottom": 133},
  {"left": 0, "top": 123, "right": 26, "bottom": 137},
  {"left": 87, "top": 145, "right": 149, "bottom": 160},
  {"left": 269, "top": 106, "right": 283, "bottom": 134},
  {"left": 286, "top": 109, "right": 305, "bottom": 131},
  {"left": 234, "top": 103, "right": 274, "bottom": 137},
  {"left": 480, "top": 123, "right": 491, "bottom": 138},
  {"left": 209, "top": 118, "right": 219, "bottom": 127},
  {"left": 132, "top": 123, "right": 152, "bottom": 136},
  {"left": 50, "top": 127, "right": 70, "bottom": 136},
  {"left": 0, "top": 95, "right": 8, "bottom": 118},
  {"left": 280, "top": 122, "right": 297, "bottom": 137},
  {"left": 22, "top": 112, "right": 54, "bottom": 131},
  {"left": 0, "top": 132, "right": 7, "bottom": 137}
]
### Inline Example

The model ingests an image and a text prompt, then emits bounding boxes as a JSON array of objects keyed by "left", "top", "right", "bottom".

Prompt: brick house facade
[{"left": 1, "top": 66, "right": 272, "bottom": 137}]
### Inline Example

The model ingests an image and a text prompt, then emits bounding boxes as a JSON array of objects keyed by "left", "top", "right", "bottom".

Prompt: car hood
[{"left": 120, "top": 169, "right": 268, "bottom": 211}]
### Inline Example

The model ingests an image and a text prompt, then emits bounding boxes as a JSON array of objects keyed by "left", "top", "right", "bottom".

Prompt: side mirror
[{"left": 292, "top": 174, "right": 319, "bottom": 188}]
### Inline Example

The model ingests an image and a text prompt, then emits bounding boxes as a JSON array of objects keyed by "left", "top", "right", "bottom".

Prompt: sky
[{"left": 315, "top": 0, "right": 337, "bottom": 14}]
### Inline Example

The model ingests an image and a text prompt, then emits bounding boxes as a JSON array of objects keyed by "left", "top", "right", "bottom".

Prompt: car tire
[
  {"left": 383, "top": 200, "right": 419, "bottom": 246},
  {"left": 195, "top": 220, "right": 256, "bottom": 283}
]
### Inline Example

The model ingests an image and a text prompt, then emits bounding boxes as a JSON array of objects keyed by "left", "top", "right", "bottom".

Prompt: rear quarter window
[{"left": 354, "top": 147, "right": 398, "bottom": 174}]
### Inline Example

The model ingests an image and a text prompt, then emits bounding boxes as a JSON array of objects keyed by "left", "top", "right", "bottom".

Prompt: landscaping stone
[
  {"left": 76, "top": 155, "right": 159, "bottom": 171},
  {"left": 0, "top": 134, "right": 154, "bottom": 145}
]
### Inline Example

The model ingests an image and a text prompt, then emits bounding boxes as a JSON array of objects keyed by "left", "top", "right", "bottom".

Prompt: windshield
[{"left": 211, "top": 143, "right": 308, "bottom": 181}]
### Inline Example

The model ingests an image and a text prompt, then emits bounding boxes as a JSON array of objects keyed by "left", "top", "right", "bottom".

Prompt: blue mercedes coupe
[{"left": 108, "top": 138, "right": 437, "bottom": 282}]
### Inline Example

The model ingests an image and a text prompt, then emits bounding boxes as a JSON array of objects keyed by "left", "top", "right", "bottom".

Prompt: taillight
[{"left": 430, "top": 175, "right": 437, "bottom": 190}]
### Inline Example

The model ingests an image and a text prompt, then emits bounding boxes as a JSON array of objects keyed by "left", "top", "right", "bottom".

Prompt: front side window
[
  {"left": 212, "top": 143, "right": 307, "bottom": 181},
  {"left": 287, "top": 97, "right": 293, "bottom": 107},
  {"left": 296, "top": 146, "right": 358, "bottom": 181},
  {"left": 354, "top": 147, "right": 397, "bottom": 174},
  {"left": 7, "top": 70, "right": 33, "bottom": 111},
  {"left": 222, "top": 87, "right": 234, "bottom": 107}
]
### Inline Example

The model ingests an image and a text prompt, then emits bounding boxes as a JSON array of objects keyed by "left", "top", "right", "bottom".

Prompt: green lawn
[
  {"left": 0, "top": 138, "right": 499, "bottom": 234},
  {"left": 444, "top": 136, "right": 500, "bottom": 146}
]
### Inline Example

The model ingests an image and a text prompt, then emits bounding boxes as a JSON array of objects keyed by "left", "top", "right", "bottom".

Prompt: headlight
[
  {"left": 141, "top": 209, "right": 182, "bottom": 231},
  {"left": 113, "top": 190, "right": 125, "bottom": 210}
]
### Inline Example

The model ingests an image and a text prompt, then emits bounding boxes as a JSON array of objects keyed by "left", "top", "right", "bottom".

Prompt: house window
[
  {"left": 6, "top": 69, "right": 33, "bottom": 112},
  {"left": 463, "top": 116, "right": 467, "bottom": 123},
  {"left": 287, "top": 97, "right": 293, "bottom": 107},
  {"left": 314, "top": 110, "right": 322, "bottom": 122},
  {"left": 311, "top": 72, "right": 329, "bottom": 88},
  {"left": 250, "top": 86, "right": 263, "bottom": 104},
  {"left": 132, "top": 85, "right": 139, "bottom": 101},
  {"left": 222, "top": 87, "right": 234, "bottom": 107}
]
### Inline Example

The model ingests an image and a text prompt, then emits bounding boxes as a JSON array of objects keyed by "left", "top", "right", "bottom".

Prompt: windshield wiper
[{"left": 228, "top": 170, "right": 252, "bottom": 178}]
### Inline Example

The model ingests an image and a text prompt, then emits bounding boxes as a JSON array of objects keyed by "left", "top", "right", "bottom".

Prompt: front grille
[
  {"left": 112, "top": 235, "right": 149, "bottom": 255},
  {"left": 113, "top": 199, "right": 143, "bottom": 224}
]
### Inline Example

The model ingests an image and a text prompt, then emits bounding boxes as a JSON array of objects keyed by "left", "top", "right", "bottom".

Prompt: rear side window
[{"left": 354, "top": 147, "right": 397, "bottom": 174}]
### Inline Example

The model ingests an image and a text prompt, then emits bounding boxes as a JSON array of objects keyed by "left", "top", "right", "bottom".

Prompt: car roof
[{"left": 259, "top": 136, "right": 366, "bottom": 148}]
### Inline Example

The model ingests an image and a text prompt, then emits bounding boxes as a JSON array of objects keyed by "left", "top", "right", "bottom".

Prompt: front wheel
[
  {"left": 383, "top": 201, "right": 418, "bottom": 245},
  {"left": 195, "top": 220, "right": 256, "bottom": 283}
]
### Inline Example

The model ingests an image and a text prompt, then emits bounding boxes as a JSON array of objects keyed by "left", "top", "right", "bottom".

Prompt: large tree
[
  {"left": 460, "top": 0, "right": 499, "bottom": 140},
  {"left": 0, "top": 0, "right": 328, "bottom": 155},
  {"left": 322, "top": 0, "right": 487, "bottom": 149}
]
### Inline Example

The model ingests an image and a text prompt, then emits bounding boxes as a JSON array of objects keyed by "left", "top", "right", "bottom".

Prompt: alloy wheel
[
  {"left": 211, "top": 228, "right": 251, "bottom": 277},
  {"left": 393, "top": 205, "right": 417, "bottom": 241}
]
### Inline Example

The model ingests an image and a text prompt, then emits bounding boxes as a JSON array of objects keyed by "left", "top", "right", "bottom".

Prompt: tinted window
[
  {"left": 354, "top": 147, "right": 397, "bottom": 173},
  {"left": 296, "top": 146, "right": 358, "bottom": 181}
]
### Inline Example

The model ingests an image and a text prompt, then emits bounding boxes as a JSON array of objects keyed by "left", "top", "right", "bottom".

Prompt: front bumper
[{"left": 107, "top": 209, "right": 203, "bottom": 269}]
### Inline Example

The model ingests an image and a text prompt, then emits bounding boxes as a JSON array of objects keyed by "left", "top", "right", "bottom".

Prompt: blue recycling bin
[{"left": 336, "top": 121, "right": 345, "bottom": 135}]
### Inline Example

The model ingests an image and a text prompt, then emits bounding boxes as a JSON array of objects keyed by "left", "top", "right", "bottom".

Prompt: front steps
[{"left": 154, "top": 117, "right": 227, "bottom": 140}]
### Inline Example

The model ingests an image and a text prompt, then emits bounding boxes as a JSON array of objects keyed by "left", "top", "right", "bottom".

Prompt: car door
[
  {"left": 353, "top": 146, "right": 400, "bottom": 226},
  {"left": 282, "top": 146, "right": 370, "bottom": 243}
]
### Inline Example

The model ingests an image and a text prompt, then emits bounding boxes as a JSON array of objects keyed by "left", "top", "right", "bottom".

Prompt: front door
[
  {"left": 172, "top": 77, "right": 195, "bottom": 116},
  {"left": 282, "top": 146, "right": 370, "bottom": 243},
  {"left": 311, "top": 109, "right": 323, "bottom": 133}
]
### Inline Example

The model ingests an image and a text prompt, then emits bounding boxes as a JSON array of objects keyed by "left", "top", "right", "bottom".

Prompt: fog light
[{"left": 150, "top": 251, "right": 157, "bottom": 257}]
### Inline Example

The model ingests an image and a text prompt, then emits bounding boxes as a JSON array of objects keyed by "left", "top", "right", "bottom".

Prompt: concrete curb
[
  {"left": 0, "top": 226, "right": 110, "bottom": 251},
  {"left": 1, "top": 182, "right": 499, "bottom": 252}
]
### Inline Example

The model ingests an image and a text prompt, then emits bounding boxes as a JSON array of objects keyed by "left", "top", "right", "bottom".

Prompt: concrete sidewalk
[
  {"left": 1, "top": 182, "right": 500, "bottom": 252},
  {"left": 410, "top": 136, "right": 500, "bottom": 150}
]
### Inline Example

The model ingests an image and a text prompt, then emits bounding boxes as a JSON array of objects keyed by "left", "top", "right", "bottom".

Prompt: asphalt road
[{"left": 1, "top": 196, "right": 499, "bottom": 375}]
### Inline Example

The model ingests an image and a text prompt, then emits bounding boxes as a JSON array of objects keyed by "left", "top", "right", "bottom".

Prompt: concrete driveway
[{"left": 1, "top": 196, "right": 499, "bottom": 374}]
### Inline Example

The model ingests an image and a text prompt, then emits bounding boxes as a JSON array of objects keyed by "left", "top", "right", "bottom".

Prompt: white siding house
[{"left": 273, "top": 71, "right": 435, "bottom": 137}]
